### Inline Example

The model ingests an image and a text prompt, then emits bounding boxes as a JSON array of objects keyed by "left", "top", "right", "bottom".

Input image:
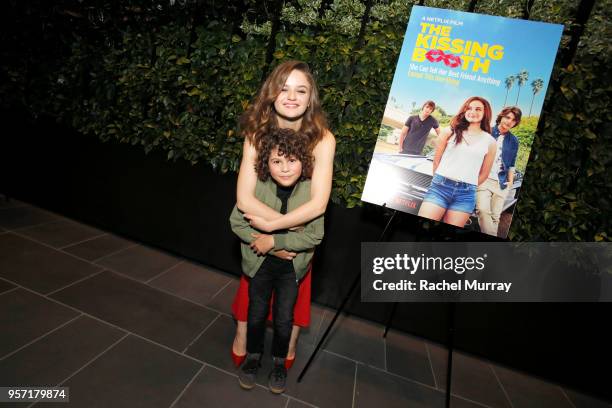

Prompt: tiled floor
[{"left": 0, "top": 200, "right": 610, "bottom": 408}]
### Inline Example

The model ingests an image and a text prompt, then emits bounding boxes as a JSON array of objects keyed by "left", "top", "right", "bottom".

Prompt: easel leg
[
  {"left": 297, "top": 272, "right": 360, "bottom": 382},
  {"left": 383, "top": 302, "right": 397, "bottom": 338},
  {"left": 298, "top": 208, "right": 399, "bottom": 382},
  {"left": 445, "top": 302, "right": 456, "bottom": 408}
]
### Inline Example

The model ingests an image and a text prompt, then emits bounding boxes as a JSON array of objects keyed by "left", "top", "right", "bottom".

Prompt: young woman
[
  {"left": 418, "top": 96, "right": 496, "bottom": 227},
  {"left": 231, "top": 60, "right": 335, "bottom": 368}
]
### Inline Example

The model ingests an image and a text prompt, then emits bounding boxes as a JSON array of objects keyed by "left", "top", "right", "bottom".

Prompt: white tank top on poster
[{"left": 436, "top": 130, "right": 494, "bottom": 185}]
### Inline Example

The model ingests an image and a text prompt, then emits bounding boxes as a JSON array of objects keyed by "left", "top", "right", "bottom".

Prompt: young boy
[{"left": 229, "top": 128, "right": 324, "bottom": 394}]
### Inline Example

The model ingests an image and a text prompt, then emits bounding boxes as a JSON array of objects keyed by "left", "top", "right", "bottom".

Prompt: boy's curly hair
[{"left": 255, "top": 128, "right": 314, "bottom": 182}]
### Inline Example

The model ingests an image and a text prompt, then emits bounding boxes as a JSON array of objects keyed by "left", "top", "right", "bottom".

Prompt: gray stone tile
[
  {"left": 298, "top": 303, "right": 327, "bottom": 348},
  {"left": 32, "top": 335, "right": 201, "bottom": 408},
  {"left": 63, "top": 234, "right": 134, "bottom": 261},
  {"left": 0, "top": 206, "right": 59, "bottom": 229},
  {"left": 564, "top": 389, "right": 612, "bottom": 408},
  {"left": 0, "top": 198, "right": 29, "bottom": 209},
  {"left": 17, "top": 219, "right": 104, "bottom": 248},
  {"left": 494, "top": 365, "right": 575, "bottom": 408},
  {"left": 288, "top": 399, "right": 317, "bottom": 408},
  {"left": 0, "top": 316, "right": 125, "bottom": 386},
  {"left": 0, "top": 289, "right": 78, "bottom": 357},
  {"left": 429, "top": 343, "right": 511, "bottom": 408},
  {"left": 149, "top": 261, "right": 232, "bottom": 306},
  {"left": 95, "top": 244, "right": 181, "bottom": 281},
  {"left": 385, "top": 329, "right": 436, "bottom": 386},
  {"left": 51, "top": 271, "right": 218, "bottom": 351},
  {"left": 450, "top": 397, "right": 491, "bottom": 408},
  {"left": 279, "top": 344, "right": 356, "bottom": 408},
  {"left": 355, "top": 365, "right": 490, "bottom": 408},
  {"left": 319, "top": 312, "right": 385, "bottom": 369},
  {"left": 0, "top": 234, "right": 102, "bottom": 294},
  {"left": 207, "top": 278, "right": 240, "bottom": 315},
  {"left": 0, "top": 279, "right": 15, "bottom": 295},
  {"left": 185, "top": 314, "right": 236, "bottom": 371},
  {"left": 173, "top": 365, "right": 288, "bottom": 408},
  {"left": 355, "top": 364, "right": 445, "bottom": 408}
]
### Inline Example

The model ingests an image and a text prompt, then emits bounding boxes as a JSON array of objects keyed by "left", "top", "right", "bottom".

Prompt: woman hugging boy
[{"left": 229, "top": 127, "right": 324, "bottom": 394}]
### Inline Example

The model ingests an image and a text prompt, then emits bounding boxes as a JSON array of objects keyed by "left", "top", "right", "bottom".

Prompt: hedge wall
[{"left": 1, "top": 0, "right": 609, "bottom": 241}]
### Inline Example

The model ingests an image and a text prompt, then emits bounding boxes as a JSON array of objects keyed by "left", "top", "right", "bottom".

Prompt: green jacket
[{"left": 229, "top": 178, "right": 324, "bottom": 280}]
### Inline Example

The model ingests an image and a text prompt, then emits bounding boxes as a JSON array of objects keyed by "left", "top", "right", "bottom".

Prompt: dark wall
[{"left": 2, "top": 110, "right": 610, "bottom": 401}]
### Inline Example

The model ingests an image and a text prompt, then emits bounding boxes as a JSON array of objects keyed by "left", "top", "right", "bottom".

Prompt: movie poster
[{"left": 361, "top": 6, "right": 563, "bottom": 238}]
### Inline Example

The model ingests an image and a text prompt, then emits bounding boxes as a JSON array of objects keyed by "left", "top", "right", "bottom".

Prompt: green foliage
[
  {"left": 1, "top": 0, "right": 610, "bottom": 241},
  {"left": 378, "top": 124, "right": 394, "bottom": 141},
  {"left": 509, "top": 0, "right": 611, "bottom": 242},
  {"left": 512, "top": 116, "right": 538, "bottom": 173}
]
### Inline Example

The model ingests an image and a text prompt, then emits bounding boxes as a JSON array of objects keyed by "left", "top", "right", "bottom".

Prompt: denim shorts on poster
[{"left": 423, "top": 174, "right": 476, "bottom": 213}]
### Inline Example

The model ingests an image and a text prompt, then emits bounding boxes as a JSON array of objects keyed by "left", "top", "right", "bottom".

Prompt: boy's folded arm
[
  {"left": 229, "top": 205, "right": 259, "bottom": 243},
  {"left": 273, "top": 215, "right": 324, "bottom": 252}
]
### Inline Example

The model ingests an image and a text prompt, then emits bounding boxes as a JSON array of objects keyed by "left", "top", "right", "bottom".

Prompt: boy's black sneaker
[
  {"left": 268, "top": 357, "right": 287, "bottom": 394},
  {"left": 239, "top": 353, "right": 261, "bottom": 390}
]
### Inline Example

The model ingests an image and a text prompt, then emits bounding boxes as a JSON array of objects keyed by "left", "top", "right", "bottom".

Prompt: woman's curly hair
[
  {"left": 255, "top": 128, "right": 314, "bottom": 182},
  {"left": 239, "top": 60, "right": 328, "bottom": 152}
]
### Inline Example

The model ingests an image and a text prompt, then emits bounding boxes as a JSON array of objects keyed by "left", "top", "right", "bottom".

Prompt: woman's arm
[
  {"left": 432, "top": 128, "right": 452, "bottom": 173},
  {"left": 245, "top": 131, "right": 336, "bottom": 232},
  {"left": 236, "top": 138, "right": 282, "bottom": 220},
  {"left": 478, "top": 140, "right": 497, "bottom": 186}
]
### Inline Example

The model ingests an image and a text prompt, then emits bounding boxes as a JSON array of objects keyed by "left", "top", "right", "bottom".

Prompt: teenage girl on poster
[
  {"left": 231, "top": 60, "right": 335, "bottom": 369},
  {"left": 418, "top": 96, "right": 496, "bottom": 227}
]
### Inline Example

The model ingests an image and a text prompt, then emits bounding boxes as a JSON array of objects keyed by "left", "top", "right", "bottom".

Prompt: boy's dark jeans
[{"left": 247, "top": 261, "right": 298, "bottom": 358}]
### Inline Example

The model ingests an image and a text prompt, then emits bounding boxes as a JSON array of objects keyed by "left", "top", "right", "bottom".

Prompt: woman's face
[
  {"left": 464, "top": 100, "right": 485, "bottom": 124},
  {"left": 274, "top": 69, "right": 311, "bottom": 121}
]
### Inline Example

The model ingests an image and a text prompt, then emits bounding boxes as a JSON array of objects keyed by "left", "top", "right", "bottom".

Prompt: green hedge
[{"left": 1, "top": 0, "right": 609, "bottom": 241}]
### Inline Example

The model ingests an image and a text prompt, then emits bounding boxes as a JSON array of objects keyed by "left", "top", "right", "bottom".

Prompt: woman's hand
[
  {"left": 244, "top": 214, "right": 273, "bottom": 233},
  {"left": 432, "top": 127, "right": 452, "bottom": 173},
  {"left": 271, "top": 249, "right": 297, "bottom": 261},
  {"left": 250, "top": 233, "right": 275, "bottom": 255}
]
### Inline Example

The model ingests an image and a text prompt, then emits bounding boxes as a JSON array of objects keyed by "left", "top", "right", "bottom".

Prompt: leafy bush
[
  {"left": 512, "top": 116, "right": 538, "bottom": 173},
  {"left": 1, "top": 0, "right": 609, "bottom": 241}
]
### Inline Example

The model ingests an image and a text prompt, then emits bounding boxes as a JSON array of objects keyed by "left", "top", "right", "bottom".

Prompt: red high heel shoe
[
  {"left": 231, "top": 349, "right": 246, "bottom": 367},
  {"left": 285, "top": 356, "right": 295, "bottom": 369}
]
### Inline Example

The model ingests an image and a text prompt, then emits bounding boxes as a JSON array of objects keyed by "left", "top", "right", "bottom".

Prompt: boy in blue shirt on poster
[{"left": 229, "top": 128, "right": 324, "bottom": 394}]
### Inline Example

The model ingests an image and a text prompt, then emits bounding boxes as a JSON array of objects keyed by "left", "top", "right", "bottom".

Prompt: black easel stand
[
  {"left": 445, "top": 302, "right": 456, "bottom": 408},
  {"left": 297, "top": 207, "right": 398, "bottom": 383}
]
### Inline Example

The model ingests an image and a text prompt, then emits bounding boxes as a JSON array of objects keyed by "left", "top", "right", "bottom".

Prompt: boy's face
[
  {"left": 421, "top": 104, "right": 434, "bottom": 117},
  {"left": 268, "top": 147, "right": 302, "bottom": 187},
  {"left": 498, "top": 112, "right": 518, "bottom": 132}
]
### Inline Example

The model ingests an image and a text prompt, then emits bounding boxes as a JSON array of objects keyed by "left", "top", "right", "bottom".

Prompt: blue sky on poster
[{"left": 387, "top": 6, "right": 563, "bottom": 117}]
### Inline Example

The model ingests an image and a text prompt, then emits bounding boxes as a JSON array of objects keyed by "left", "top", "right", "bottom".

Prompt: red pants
[{"left": 231, "top": 264, "right": 312, "bottom": 327}]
